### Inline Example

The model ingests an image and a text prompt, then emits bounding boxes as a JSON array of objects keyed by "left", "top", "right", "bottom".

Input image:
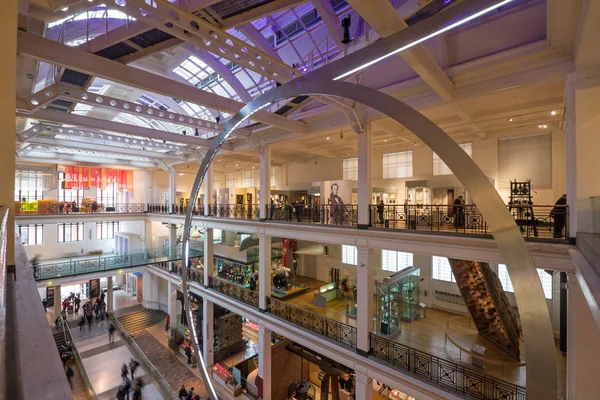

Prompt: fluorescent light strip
[{"left": 334, "top": 0, "right": 515, "bottom": 80}]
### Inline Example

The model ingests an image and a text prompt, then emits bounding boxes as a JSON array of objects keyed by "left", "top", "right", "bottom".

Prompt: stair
[
  {"left": 53, "top": 330, "right": 67, "bottom": 352},
  {"left": 117, "top": 309, "right": 166, "bottom": 334}
]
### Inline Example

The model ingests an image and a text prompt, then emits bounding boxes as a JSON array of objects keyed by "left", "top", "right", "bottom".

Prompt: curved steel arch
[{"left": 183, "top": 79, "right": 556, "bottom": 400}]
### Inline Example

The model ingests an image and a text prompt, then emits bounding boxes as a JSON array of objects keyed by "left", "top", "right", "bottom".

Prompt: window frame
[
  {"left": 57, "top": 222, "right": 85, "bottom": 243},
  {"left": 96, "top": 221, "right": 119, "bottom": 240},
  {"left": 382, "top": 250, "right": 413, "bottom": 272},
  {"left": 432, "top": 256, "right": 456, "bottom": 283},
  {"left": 343, "top": 157, "right": 358, "bottom": 181},
  {"left": 498, "top": 264, "right": 553, "bottom": 299},
  {"left": 17, "top": 224, "right": 43, "bottom": 246},
  {"left": 342, "top": 245, "right": 358, "bottom": 265},
  {"left": 433, "top": 143, "right": 473, "bottom": 175}
]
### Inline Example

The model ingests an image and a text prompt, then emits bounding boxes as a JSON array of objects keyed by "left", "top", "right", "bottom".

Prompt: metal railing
[
  {"left": 15, "top": 202, "right": 146, "bottom": 216},
  {"left": 369, "top": 334, "right": 526, "bottom": 400},
  {"left": 62, "top": 318, "right": 96, "bottom": 398},
  {"left": 370, "top": 204, "right": 569, "bottom": 240},
  {"left": 207, "top": 204, "right": 261, "bottom": 220},
  {"left": 32, "top": 246, "right": 203, "bottom": 281},
  {"left": 108, "top": 312, "right": 179, "bottom": 399},
  {"left": 208, "top": 276, "right": 260, "bottom": 308},
  {"left": 268, "top": 298, "right": 357, "bottom": 348}
]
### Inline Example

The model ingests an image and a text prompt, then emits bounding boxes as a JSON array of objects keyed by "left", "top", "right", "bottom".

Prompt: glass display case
[{"left": 376, "top": 267, "right": 420, "bottom": 337}]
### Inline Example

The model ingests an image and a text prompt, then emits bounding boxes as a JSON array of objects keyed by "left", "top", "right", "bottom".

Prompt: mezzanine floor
[{"left": 281, "top": 276, "right": 566, "bottom": 395}]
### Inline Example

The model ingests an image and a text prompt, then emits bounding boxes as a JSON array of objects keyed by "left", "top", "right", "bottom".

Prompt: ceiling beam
[
  {"left": 181, "top": 45, "right": 253, "bottom": 102},
  {"left": 116, "top": 37, "right": 184, "bottom": 64},
  {"left": 123, "top": 0, "right": 300, "bottom": 83},
  {"left": 238, "top": 23, "right": 282, "bottom": 61},
  {"left": 81, "top": 20, "right": 150, "bottom": 54},
  {"left": 311, "top": 0, "right": 343, "bottom": 47},
  {"left": 18, "top": 108, "right": 222, "bottom": 148},
  {"left": 221, "top": 0, "right": 309, "bottom": 29},
  {"left": 17, "top": 30, "right": 308, "bottom": 134},
  {"left": 26, "top": 137, "right": 188, "bottom": 161}
]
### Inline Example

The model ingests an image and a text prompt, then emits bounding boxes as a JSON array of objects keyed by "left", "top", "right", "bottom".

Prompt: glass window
[
  {"left": 213, "top": 229, "right": 222, "bottom": 243},
  {"left": 15, "top": 171, "right": 46, "bottom": 201},
  {"left": 58, "top": 172, "right": 84, "bottom": 203},
  {"left": 383, "top": 151, "right": 413, "bottom": 178},
  {"left": 343, "top": 158, "right": 358, "bottom": 180},
  {"left": 226, "top": 173, "right": 236, "bottom": 189},
  {"left": 58, "top": 223, "right": 85, "bottom": 243},
  {"left": 270, "top": 167, "right": 276, "bottom": 187},
  {"left": 382, "top": 250, "right": 413, "bottom": 272},
  {"left": 432, "top": 256, "right": 456, "bottom": 282},
  {"left": 498, "top": 264, "right": 552, "bottom": 299},
  {"left": 241, "top": 170, "right": 255, "bottom": 187},
  {"left": 342, "top": 245, "right": 357, "bottom": 265},
  {"left": 96, "top": 221, "right": 119, "bottom": 240},
  {"left": 17, "top": 224, "right": 43, "bottom": 246},
  {"left": 98, "top": 183, "right": 116, "bottom": 207},
  {"left": 433, "top": 143, "right": 472, "bottom": 175}
]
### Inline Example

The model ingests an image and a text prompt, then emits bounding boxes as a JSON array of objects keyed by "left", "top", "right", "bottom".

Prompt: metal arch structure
[{"left": 182, "top": 79, "right": 557, "bottom": 400}]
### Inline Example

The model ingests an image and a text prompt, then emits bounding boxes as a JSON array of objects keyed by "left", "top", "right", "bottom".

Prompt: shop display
[
  {"left": 271, "top": 269, "right": 309, "bottom": 299},
  {"left": 313, "top": 282, "right": 339, "bottom": 308},
  {"left": 376, "top": 267, "right": 421, "bottom": 337},
  {"left": 448, "top": 259, "right": 521, "bottom": 360},
  {"left": 508, "top": 180, "right": 538, "bottom": 237},
  {"left": 217, "top": 259, "right": 258, "bottom": 290}
]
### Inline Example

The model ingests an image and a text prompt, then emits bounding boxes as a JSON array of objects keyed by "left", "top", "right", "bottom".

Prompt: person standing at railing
[
  {"left": 551, "top": 194, "right": 567, "bottom": 238},
  {"left": 270, "top": 199, "right": 276, "bottom": 220},
  {"left": 453, "top": 196, "right": 465, "bottom": 228},
  {"left": 42, "top": 298, "right": 47, "bottom": 312},
  {"left": 377, "top": 200, "right": 385, "bottom": 224}
]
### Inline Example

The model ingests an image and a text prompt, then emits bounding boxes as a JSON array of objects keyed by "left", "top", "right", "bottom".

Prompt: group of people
[
  {"left": 79, "top": 292, "right": 107, "bottom": 331},
  {"left": 178, "top": 384, "right": 200, "bottom": 400},
  {"left": 116, "top": 359, "right": 143, "bottom": 399}
]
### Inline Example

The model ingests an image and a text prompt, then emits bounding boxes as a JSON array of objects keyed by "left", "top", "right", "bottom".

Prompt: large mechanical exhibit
[{"left": 448, "top": 259, "right": 521, "bottom": 360}]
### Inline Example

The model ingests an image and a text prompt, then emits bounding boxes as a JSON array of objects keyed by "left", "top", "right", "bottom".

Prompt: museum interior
[{"left": 1, "top": 0, "right": 600, "bottom": 400}]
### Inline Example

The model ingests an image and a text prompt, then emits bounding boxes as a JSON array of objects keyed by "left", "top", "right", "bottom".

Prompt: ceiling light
[
  {"left": 538, "top": 125, "right": 543, "bottom": 128},
  {"left": 508, "top": 117, "right": 513, "bottom": 122},
  {"left": 235, "top": 163, "right": 238, "bottom": 167},
  {"left": 334, "top": 0, "right": 516, "bottom": 80},
  {"left": 543, "top": 125, "right": 548, "bottom": 128},
  {"left": 61, "top": 7, "right": 69, "bottom": 11},
  {"left": 326, "top": 136, "right": 330, "bottom": 140},
  {"left": 179, "top": 173, "right": 184, "bottom": 176},
  {"left": 551, "top": 110, "right": 557, "bottom": 116},
  {"left": 384, "top": 139, "right": 388, "bottom": 142}
]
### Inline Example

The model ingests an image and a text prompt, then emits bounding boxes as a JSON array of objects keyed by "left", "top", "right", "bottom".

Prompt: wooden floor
[{"left": 282, "top": 276, "right": 566, "bottom": 395}]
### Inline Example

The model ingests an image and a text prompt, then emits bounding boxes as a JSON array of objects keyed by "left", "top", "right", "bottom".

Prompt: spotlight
[
  {"left": 551, "top": 110, "right": 557, "bottom": 116},
  {"left": 341, "top": 16, "right": 352, "bottom": 44},
  {"left": 326, "top": 136, "right": 330, "bottom": 140},
  {"left": 508, "top": 117, "right": 513, "bottom": 122}
]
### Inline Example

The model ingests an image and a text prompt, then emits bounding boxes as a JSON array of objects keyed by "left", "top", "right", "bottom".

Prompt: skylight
[
  {"left": 135, "top": 94, "right": 168, "bottom": 110},
  {"left": 48, "top": 9, "right": 131, "bottom": 29},
  {"left": 173, "top": 56, "right": 216, "bottom": 86},
  {"left": 179, "top": 101, "right": 215, "bottom": 122}
]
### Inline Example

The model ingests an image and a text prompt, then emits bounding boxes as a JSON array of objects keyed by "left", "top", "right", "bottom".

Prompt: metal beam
[
  {"left": 238, "top": 23, "right": 282, "bottom": 61},
  {"left": 221, "top": 0, "right": 308, "bottom": 28},
  {"left": 27, "top": 137, "right": 188, "bottom": 161},
  {"left": 123, "top": 0, "right": 300, "bottom": 83},
  {"left": 17, "top": 30, "right": 308, "bottom": 134},
  {"left": 182, "top": 45, "right": 253, "bottom": 102},
  {"left": 116, "top": 37, "right": 184, "bottom": 64},
  {"left": 311, "top": 0, "right": 343, "bottom": 47},
  {"left": 19, "top": 108, "right": 221, "bottom": 148},
  {"left": 81, "top": 20, "right": 150, "bottom": 54}
]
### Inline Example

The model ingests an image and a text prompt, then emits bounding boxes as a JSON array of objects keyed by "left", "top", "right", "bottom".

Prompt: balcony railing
[
  {"left": 268, "top": 298, "right": 357, "bottom": 348},
  {"left": 15, "top": 202, "right": 146, "bottom": 216},
  {"left": 370, "top": 334, "right": 526, "bottom": 400},
  {"left": 208, "top": 276, "right": 260, "bottom": 308},
  {"left": 370, "top": 204, "right": 569, "bottom": 240}
]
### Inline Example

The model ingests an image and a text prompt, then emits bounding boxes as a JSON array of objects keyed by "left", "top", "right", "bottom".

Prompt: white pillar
[
  {"left": 204, "top": 165, "right": 213, "bottom": 216},
  {"left": 169, "top": 224, "right": 178, "bottom": 270},
  {"left": 259, "top": 145, "right": 271, "bottom": 221},
  {"left": 567, "top": 272, "right": 600, "bottom": 400},
  {"left": 356, "top": 244, "right": 373, "bottom": 354},
  {"left": 354, "top": 372, "right": 373, "bottom": 400},
  {"left": 51, "top": 284, "right": 61, "bottom": 325},
  {"left": 204, "top": 228, "right": 214, "bottom": 285},
  {"left": 143, "top": 271, "right": 153, "bottom": 308},
  {"left": 202, "top": 298, "right": 214, "bottom": 366},
  {"left": 144, "top": 171, "right": 152, "bottom": 210},
  {"left": 168, "top": 281, "right": 178, "bottom": 334},
  {"left": 565, "top": 73, "right": 577, "bottom": 239},
  {"left": 169, "top": 167, "right": 176, "bottom": 213},
  {"left": 258, "top": 322, "right": 272, "bottom": 400},
  {"left": 357, "top": 125, "right": 372, "bottom": 228},
  {"left": 151, "top": 274, "right": 160, "bottom": 309},
  {"left": 107, "top": 276, "right": 114, "bottom": 312},
  {"left": 125, "top": 273, "right": 130, "bottom": 293},
  {"left": 258, "top": 234, "right": 271, "bottom": 310}
]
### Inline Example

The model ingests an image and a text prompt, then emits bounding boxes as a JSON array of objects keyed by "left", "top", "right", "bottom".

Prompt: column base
[
  {"left": 569, "top": 237, "right": 577, "bottom": 245},
  {"left": 357, "top": 224, "right": 369, "bottom": 230},
  {"left": 258, "top": 307, "right": 267, "bottom": 313},
  {"left": 259, "top": 218, "right": 267, "bottom": 222},
  {"left": 356, "top": 348, "right": 370, "bottom": 357}
]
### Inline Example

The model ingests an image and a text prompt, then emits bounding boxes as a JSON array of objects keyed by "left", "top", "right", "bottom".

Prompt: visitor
[
  {"left": 551, "top": 194, "right": 567, "bottom": 238},
  {"left": 116, "top": 386, "right": 127, "bottom": 400},
  {"left": 130, "top": 358, "right": 140, "bottom": 380},
  {"left": 65, "top": 365, "right": 74, "bottom": 388},
  {"left": 187, "top": 387, "right": 195, "bottom": 400},
  {"left": 453, "top": 196, "right": 465, "bottom": 228},
  {"left": 121, "top": 363, "right": 129, "bottom": 380},
  {"left": 58, "top": 202, "right": 64, "bottom": 214},
  {"left": 270, "top": 199, "right": 275, "bottom": 220},
  {"left": 294, "top": 199, "right": 303, "bottom": 222},
  {"left": 79, "top": 316, "right": 86, "bottom": 331},
  {"left": 184, "top": 344, "right": 193, "bottom": 364},
  {"left": 31, "top": 255, "right": 40, "bottom": 279},
  {"left": 132, "top": 378, "right": 143, "bottom": 400},
  {"left": 178, "top": 385, "right": 188, "bottom": 399},
  {"left": 377, "top": 199, "right": 384, "bottom": 224},
  {"left": 74, "top": 295, "right": 80, "bottom": 313},
  {"left": 42, "top": 298, "right": 47, "bottom": 312},
  {"left": 108, "top": 324, "right": 115, "bottom": 343}
]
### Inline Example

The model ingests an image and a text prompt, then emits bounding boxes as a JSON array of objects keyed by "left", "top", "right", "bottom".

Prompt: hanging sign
[
  {"left": 89, "top": 278, "right": 101, "bottom": 299},
  {"left": 46, "top": 286, "right": 55, "bottom": 307}
]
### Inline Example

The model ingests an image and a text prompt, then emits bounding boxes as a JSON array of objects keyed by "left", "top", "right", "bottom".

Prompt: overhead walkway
[{"left": 33, "top": 245, "right": 202, "bottom": 281}]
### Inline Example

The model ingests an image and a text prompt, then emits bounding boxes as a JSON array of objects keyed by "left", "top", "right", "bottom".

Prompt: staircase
[
  {"left": 117, "top": 309, "right": 166, "bottom": 334},
  {"left": 53, "top": 330, "right": 68, "bottom": 352}
]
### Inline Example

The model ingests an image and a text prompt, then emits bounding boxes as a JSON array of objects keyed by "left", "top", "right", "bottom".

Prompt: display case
[{"left": 376, "top": 267, "right": 420, "bottom": 337}]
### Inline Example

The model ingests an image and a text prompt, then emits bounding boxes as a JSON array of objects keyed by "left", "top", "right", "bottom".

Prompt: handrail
[
  {"left": 63, "top": 318, "right": 97, "bottom": 398},
  {"left": 0, "top": 207, "right": 9, "bottom": 400},
  {"left": 108, "top": 312, "right": 179, "bottom": 399},
  {"left": 15, "top": 202, "right": 146, "bottom": 216}
]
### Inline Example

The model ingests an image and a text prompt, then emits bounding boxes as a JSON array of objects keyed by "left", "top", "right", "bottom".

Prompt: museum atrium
[{"left": 1, "top": 0, "right": 600, "bottom": 399}]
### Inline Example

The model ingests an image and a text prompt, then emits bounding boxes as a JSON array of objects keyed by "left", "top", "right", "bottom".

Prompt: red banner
[
  {"left": 282, "top": 238, "right": 289, "bottom": 268},
  {"left": 64, "top": 166, "right": 134, "bottom": 192}
]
